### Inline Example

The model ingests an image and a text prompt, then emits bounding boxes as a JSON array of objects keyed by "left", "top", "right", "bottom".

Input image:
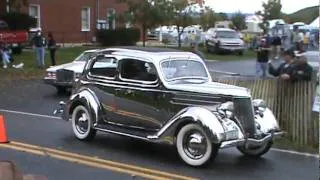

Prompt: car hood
[
  {"left": 217, "top": 38, "right": 243, "bottom": 44},
  {"left": 165, "top": 81, "right": 251, "bottom": 97},
  {"left": 46, "top": 61, "right": 86, "bottom": 73}
]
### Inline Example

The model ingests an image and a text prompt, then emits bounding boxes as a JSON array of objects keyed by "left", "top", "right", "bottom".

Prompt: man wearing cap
[
  {"left": 268, "top": 49, "right": 312, "bottom": 82},
  {"left": 32, "top": 30, "right": 47, "bottom": 68},
  {"left": 255, "top": 38, "right": 271, "bottom": 77}
]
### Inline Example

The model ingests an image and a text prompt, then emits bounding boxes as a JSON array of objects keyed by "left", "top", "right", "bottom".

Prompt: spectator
[
  {"left": 271, "top": 35, "right": 282, "bottom": 60},
  {"left": 48, "top": 32, "right": 57, "bottom": 66},
  {"left": 0, "top": 44, "right": 10, "bottom": 69},
  {"left": 291, "top": 54, "right": 313, "bottom": 81},
  {"left": 255, "top": 38, "right": 271, "bottom": 78},
  {"left": 190, "top": 43, "right": 205, "bottom": 60},
  {"left": 32, "top": 30, "right": 47, "bottom": 68},
  {"left": 303, "top": 31, "right": 310, "bottom": 51},
  {"left": 269, "top": 49, "right": 312, "bottom": 82},
  {"left": 292, "top": 28, "right": 303, "bottom": 51}
]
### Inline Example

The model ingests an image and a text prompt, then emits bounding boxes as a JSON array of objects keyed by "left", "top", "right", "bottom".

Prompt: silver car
[
  {"left": 54, "top": 46, "right": 284, "bottom": 167},
  {"left": 205, "top": 28, "right": 245, "bottom": 55}
]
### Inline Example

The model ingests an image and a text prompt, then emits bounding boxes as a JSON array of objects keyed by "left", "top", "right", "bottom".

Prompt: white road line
[
  {"left": 0, "top": 109, "right": 60, "bottom": 120},
  {"left": 271, "top": 148, "right": 319, "bottom": 158}
]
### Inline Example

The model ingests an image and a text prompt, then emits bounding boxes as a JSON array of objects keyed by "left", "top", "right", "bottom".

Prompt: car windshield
[
  {"left": 74, "top": 52, "right": 95, "bottom": 62},
  {"left": 216, "top": 31, "right": 239, "bottom": 38},
  {"left": 161, "top": 60, "right": 209, "bottom": 81}
]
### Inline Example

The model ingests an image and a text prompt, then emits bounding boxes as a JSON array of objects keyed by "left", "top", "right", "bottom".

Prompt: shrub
[
  {"left": 0, "top": 12, "right": 36, "bottom": 30},
  {"left": 96, "top": 28, "right": 140, "bottom": 46}
]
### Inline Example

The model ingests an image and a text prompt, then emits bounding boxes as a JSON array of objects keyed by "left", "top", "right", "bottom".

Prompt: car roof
[
  {"left": 83, "top": 49, "right": 100, "bottom": 53},
  {"left": 214, "top": 28, "right": 235, "bottom": 32},
  {"left": 97, "top": 46, "right": 203, "bottom": 63}
]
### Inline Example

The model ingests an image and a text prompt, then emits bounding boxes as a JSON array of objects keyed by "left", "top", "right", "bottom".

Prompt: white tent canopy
[{"left": 309, "top": 17, "right": 319, "bottom": 28}]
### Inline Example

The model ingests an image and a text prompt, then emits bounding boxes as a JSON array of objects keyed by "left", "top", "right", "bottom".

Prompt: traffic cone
[{"left": 0, "top": 115, "right": 8, "bottom": 143}]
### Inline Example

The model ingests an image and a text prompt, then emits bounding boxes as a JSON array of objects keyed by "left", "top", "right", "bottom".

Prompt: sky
[{"left": 204, "top": 0, "right": 319, "bottom": 14}]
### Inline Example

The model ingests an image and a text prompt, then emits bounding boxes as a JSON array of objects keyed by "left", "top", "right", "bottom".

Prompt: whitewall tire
[
  {"left": 176, "top": 124, "right": 219, "bottom": 167},
  {"left": 71, "top": 105, "right": 96, "bottom": 141}
]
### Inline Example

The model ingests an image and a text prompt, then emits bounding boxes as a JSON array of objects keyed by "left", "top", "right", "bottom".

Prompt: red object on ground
[{"left": 0, "top": 115, "right": 8, "bottom": 143}]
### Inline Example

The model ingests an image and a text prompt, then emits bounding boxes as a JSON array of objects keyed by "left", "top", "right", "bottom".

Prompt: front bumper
[
  {"left": 218, "top": 45, "right": 245, "bottom": 52},
  {"left": 44, "top": 78, "right": 73, "bottom": 87},
  {"left": 220, "top": 131, "right": 285, "bottom": 149}
]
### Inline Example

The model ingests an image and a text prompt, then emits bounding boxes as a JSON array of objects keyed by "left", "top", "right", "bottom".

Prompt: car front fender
[
  {"left": 68, "top": 88, "right": 103, "bottom": 126},
  {"left": 148, "top": 107, "right": 225, "bottom": 145}
]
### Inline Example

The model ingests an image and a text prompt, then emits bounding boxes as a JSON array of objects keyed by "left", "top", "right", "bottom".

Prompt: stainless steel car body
[{"left": 55, "top": 47, "right": 284, "bottom": 149}]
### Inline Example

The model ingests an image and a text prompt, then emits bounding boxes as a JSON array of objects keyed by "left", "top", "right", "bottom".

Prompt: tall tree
[
  {"left": 199, "top": 7, "right": 218, "bottom": 31},
  {"left": 230, "top": 11, "right": 247, "bottom": 31},
  {"left": 167, "top": 0, "right": 195, "bottom": 48},
  {"left": 118, "top": 0, "right": 169, "bottom": 47},
  {"left": 217, "top": 12, "right": 228, "bottom": 21},
  {"left": 256, "top": 0, "right": 282, "bottom": 33}
]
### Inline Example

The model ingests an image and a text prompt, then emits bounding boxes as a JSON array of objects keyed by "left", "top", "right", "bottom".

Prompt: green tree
[
  {"left": 118, "top": 0, "right": 169, "bottom": 47},
  {"left": 217, "top": 12, "right": 228, "bottom": 21},
  {"left": 167, "top": 0, "right": 195, "bottom": 48},
  {"left": 256, "top": 0, "right": 282, "bottom": 33},
  {"left": 199, "top": 7, "right": 218, "bottom": 31},
  {"left": 230, "top": 11, "right": 247, "bottom": 30},
  {"left": 0, "top": 12, "right": 36, "bottom": 30}
]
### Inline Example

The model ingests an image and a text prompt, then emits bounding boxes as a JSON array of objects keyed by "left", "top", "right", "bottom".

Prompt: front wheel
[
  {"left": 237, "top": 141, "right": 273, "bottom": 157},
  {"left": 176, "top": 124, "right": 219, "bottom": 167},
  {"left": 71, "top": 105, "right": 96, "bottom": 141}
]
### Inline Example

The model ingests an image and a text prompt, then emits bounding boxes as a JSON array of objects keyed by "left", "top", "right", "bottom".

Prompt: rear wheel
[
  {"left": 176, "top": 124, "right": 219, "bottom": 167},
  {"left": 71, "top": 105, "right": 96, "bottom": 141},
  {"left": 237, "top": 141, "right": 273, "bottom": 157}
]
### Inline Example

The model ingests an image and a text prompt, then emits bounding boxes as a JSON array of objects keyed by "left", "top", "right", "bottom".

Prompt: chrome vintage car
[
  {"left": 54, "top": 46, "right": 284, "bottom": 167},
  {"left": 44, "top": 49, "right": 118, "bottom": 93}
]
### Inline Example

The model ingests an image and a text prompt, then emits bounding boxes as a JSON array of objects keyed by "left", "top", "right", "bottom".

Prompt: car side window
[
  {"left": 119, "top": 59, "right": 157, "bottom": 82},
  {"left": 89, "top": 56, "right": 117, "bottom": 78}
]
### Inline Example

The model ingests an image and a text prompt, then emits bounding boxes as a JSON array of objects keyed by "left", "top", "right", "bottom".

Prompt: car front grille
[
  {"left": 56, "top": 69, "right": 74, "bottom": 83},
  {"left": 232, "top": 97, "right": 255, "bottom": 137}
]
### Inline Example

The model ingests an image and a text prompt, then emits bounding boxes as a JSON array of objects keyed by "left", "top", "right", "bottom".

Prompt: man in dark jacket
[
  {"left": 33, "top": 30, "right": 47, "bottom": 68},
  {"left": 268, "top": 49, "right": 313, "bottom": 82}
]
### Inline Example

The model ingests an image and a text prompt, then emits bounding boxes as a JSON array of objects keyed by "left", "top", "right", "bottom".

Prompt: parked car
[
  {"left": 0, "top": 20, "right": 29, "bottom": 54},
  {"left": 205, "top": 28, "right": 245, "bottom": 55},
  {"left": 54, "top": 46, "right": 284, "bottom": 167}
]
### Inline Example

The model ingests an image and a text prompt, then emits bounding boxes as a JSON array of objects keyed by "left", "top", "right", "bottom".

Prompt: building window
[
  {"left": 107, "top": 8, "right": 116, "bottom": 30},
  {"left": 29, "top": 4, "right": 40, "bottom": 28},
  {"left": 81, "top": 7, "right": 91, "bottom": 31}
]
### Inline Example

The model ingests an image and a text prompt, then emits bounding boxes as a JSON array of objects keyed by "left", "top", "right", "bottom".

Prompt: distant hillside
[{"left": 284, "top": 6, "right": 319, "bottom": 24}]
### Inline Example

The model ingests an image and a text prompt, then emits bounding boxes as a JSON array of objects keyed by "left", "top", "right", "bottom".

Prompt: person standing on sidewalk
[
  {"left": 47, "top": 32, "right": 57, "bottom": 66},
  {"left": 255, "top": 38, "right": 271, "bottom": 78},
  {"left": 33, "top": 30, "right": 47, "bottom": 68}
]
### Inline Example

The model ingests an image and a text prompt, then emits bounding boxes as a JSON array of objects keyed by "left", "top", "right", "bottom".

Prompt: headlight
[
  {"left": 46, "top": 71, "right": 56, "bottom": 79},
  {"left": 252, "top": 99, "right": 267, "bottom": 112},
  {"left": 218, "top": 101, "right": 234, "bottom": 119}
]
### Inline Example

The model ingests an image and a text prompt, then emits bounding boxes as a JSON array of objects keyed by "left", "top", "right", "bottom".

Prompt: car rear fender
[
  {"left": 68, "top": 88, "right": 103, "bottom": 126},
  {"left": 148, "top": 107, "right": 225, "bottom": 145}
]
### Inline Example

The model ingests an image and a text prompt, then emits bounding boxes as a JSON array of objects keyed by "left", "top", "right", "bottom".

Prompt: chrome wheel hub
[
  {"left": 183, "top": 132, "right": 207, "bottom": 159},
  {"left": 75, "top": 111, "right": 89, "bottom": 134}
]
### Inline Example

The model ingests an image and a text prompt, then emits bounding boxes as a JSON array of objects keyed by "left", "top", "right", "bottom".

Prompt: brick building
[{"left": 2, "top": 0, "right": 130, "bottom": 44}]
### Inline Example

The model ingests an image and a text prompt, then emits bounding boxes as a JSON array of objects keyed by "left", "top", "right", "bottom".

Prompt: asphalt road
[
  {"left": 205, "top": 51, "right": 319, "bottom": 76},
  {"left": 0, "top": 80, "right": 318, "bottom": 180}
]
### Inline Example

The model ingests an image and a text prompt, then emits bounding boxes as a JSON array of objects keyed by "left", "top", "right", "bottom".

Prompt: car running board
[{"left": 94, "top": 124, "right": 156, "bottom": 142}]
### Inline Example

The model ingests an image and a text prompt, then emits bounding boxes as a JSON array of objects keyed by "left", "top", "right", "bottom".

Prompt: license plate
[{"left": 12, "top": 43, "right": 18, "bottom": 47}]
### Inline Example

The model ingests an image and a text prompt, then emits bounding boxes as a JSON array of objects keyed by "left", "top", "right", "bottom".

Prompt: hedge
[{"left": 96, "top": 28, "right": 140, "bottom": 46}]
